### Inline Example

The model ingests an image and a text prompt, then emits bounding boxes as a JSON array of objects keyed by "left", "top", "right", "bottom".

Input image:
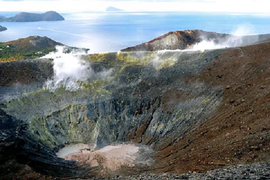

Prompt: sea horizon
[{"left": 1, "top": 11, "right": 270, "bottom": 53}]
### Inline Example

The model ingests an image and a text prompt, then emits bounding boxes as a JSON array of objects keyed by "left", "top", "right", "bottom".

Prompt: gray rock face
[
  {"left": 121, "top": 30, "right": 229, "bottom": 51},
  {"left": 121, "top": 30, "right": 270, "bottom": 52},
  {"left": 0, "top": 11, "right": 64, "bottom": 22},
  {"left": 96, "top": 162, "right": 270, "bottom": 179},
  {"left": 0, "top": 25, "right": 7, "bottom": 32}
]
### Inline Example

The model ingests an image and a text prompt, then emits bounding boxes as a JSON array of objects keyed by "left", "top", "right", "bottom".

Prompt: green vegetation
[
  {"left": 0, "top": 36, "right": 62, "bottom": 63},
  {"left": 0, "top": 42, "right": 53, "bottom": 62}
]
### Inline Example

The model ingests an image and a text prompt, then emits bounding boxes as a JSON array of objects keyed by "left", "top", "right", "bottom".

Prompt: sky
[{"left": 1, "top": 0, "right": 270, "bottom": 14}]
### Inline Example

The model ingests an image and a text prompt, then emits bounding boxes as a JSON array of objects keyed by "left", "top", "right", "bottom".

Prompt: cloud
[{"left": 0, "top": 0, "right": 270, "bottom": 13}]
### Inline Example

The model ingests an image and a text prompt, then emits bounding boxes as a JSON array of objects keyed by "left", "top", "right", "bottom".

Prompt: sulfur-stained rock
[{"left": 1, "top": 36, "right": 270, "bottom": 179}]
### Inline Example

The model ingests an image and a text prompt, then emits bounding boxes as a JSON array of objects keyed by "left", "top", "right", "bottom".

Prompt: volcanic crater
[{"left": 0, "top": 30, "right": 270, "bottom": 179}]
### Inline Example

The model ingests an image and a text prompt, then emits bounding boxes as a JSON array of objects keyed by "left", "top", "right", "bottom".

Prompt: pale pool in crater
[{"left": 56, "top": 143, "right": 154, "bottom": 172}]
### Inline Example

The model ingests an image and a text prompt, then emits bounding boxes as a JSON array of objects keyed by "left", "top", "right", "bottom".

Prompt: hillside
[
  {"left": 0, "top": 36, "right": 62, "bottom": 62},
  {"left": 121, "top": 30, "right": 229, "bottom": 51},
  {"left": 0, "top": 11, "right": 64, "bottom": 22},
  {"left": 121, "top": 30, "right": 270, "bottom": 51}
]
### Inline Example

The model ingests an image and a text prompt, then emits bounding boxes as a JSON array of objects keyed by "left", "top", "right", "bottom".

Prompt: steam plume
[
  {"left": 190, "top": 24, "right": 257, "bottom": 51},
  {"left": 42, "top": 46, "right": 92, "bottom": 91}
]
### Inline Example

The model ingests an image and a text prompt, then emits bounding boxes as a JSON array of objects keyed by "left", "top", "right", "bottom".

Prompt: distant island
[
  {"left": 0, "top": 11, "right": 64, "bottom": 22},
  {"left": 106, "top": 6, "right": 123, "bottom": 12},
  {"left": 0, "top": 25, "right": 7, "bottom": 32}
]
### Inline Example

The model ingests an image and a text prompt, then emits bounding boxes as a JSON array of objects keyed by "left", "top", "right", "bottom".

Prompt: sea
[{"left": 1, "top": 12, "right": 270, "bottom": 53}]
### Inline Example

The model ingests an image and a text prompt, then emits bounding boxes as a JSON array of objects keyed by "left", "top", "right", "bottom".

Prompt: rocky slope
[
  {"left": 0, "top": 25, "right": 7, "bottom": 32},
  {"left": 90, "top": 161, "right": 270, "bottom": 180},
  {"left": 121, "top": 30, "right": 270, "bottom": 51},
  {"left": 0, "top": 11, "right": 64, "bottom": 22},
  {"left": 0, "top": 33, "right": 270, "bottom": 179}
]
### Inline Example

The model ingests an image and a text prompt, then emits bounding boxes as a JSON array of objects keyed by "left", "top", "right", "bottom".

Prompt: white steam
[
  {"left": 191, "top": 40, "right": 224, "bottom": 51},
  {"left": 190, "top": 24, "right": 257, "bottom": 51},
  {"left": 42, "top": 46, "right": 92, "bottom": 91},
  {"left": 232, "top": 24, "right": 254, "bottom": 36}
]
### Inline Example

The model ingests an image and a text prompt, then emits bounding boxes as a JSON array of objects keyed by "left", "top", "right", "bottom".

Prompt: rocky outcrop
[
  {"left": 0, "top": 35, "right": 270, "bottom": 179},
  {"left": 93, "top": 162, "right": 270, "bottom": 179},
  {"left": 0, "top": 11, "right": 64, "bottom": 22},
  {"left": 122, "top": 30, "right": 229, "bottom": 51},
  {"left": 121, "top": 30, "right": 270, "bottom": 51},
  {"left": 0, "top": 25, "right": 7, "bottom": 32}
]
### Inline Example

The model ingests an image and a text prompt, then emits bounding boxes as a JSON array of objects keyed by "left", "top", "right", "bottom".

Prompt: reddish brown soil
[
  {"left": 2, "top": 39, "right": 270, "bottom": 179},
  {"left": 147, "top": 30, "right": 227, "bottom": 44},
  {"left": 121, "top": 30, "right": 228, "bottom": 51},
  {"left": 152, "top": 42, "right": 270, "bottom": 173},
  {"left": 161, "top": 89, "right": 194, "bottom": 114},
  {"left": 0, "top": 61, "right": 52, "bottom": 86},
  {"left": 4, "top": 36, "right": 61, "bottom": 52}
]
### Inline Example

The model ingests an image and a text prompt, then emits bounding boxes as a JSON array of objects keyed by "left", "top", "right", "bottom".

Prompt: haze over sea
[{"left": 1, "top": 12, "right": 270, "bottom": 53}]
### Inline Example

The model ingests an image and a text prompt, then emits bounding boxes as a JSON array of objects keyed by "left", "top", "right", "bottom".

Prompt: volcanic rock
[
  {"left": 121, "top": 30, "right": 270, "bottom": 51},
  {"left": 1, "top": 32, "right": 270, "bottom": 179}
]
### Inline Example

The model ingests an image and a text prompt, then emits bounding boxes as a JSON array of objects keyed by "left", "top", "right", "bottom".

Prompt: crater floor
[{"left": 59, "top": 143, "right": 153, "bottom": 177}]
